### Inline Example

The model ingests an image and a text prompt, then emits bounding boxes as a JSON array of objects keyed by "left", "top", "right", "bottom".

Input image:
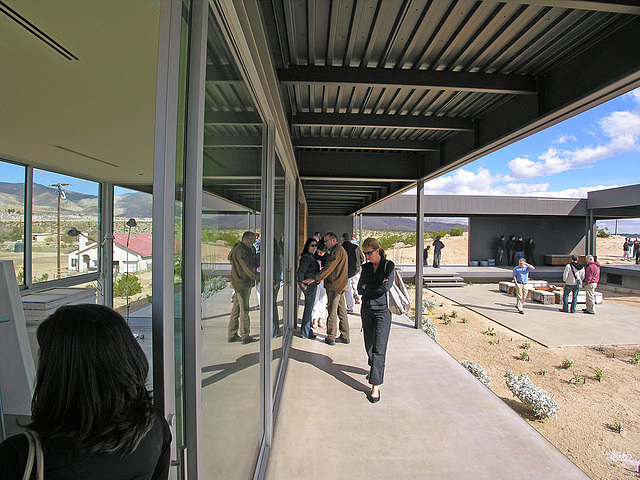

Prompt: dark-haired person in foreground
[
  {"left": 0, "top": 304, "right": 171, "bottom": 480},
  {"left": 358, "top": 237, "right": 395, "bottom": 403}
]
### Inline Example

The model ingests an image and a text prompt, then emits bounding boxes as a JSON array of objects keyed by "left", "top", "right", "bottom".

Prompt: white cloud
[
  {"left": 505, "top": 87, "right": 640, "bottom": 179},
  {"left": 553, "top": 134, "right": 577, "bottom": 144}
]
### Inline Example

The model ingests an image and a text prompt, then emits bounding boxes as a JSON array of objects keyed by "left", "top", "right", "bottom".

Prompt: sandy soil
[{"left": 409, "top": 234, "right": 640, "bottom": 479}]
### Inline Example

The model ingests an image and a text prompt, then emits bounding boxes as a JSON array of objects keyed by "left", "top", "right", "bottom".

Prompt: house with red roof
[{"left": 67, "top": 233, "right": 152, "bottom": 274}]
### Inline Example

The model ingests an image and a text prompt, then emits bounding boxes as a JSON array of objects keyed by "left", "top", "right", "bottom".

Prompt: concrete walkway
[
  {"left": 431, "top": 284, "right": 640, "bottom": 347},
  {"left": 265, "top": 310, "right": 589, "bottom": 479}
]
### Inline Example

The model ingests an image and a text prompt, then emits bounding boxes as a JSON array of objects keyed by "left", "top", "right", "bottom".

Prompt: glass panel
[
  {"left": 31, "top": 169, "right": 98, "bottom": 283},
  {"left": 272, "top": 156, "right": 285, "bottom": 393},
  {"left": 0, "top": 161, "right": 26, "bottom": 285},
  {"left": 200, "top": 11, "right": 263, "bottom": 479}
]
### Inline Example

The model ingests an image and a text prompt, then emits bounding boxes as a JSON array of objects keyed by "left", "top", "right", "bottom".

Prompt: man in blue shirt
[{"left": 512, "top": 257, "right": 536, "bottom": 314}]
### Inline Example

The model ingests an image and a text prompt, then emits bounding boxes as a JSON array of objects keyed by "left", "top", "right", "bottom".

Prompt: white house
[{"left": 67, "top": 233, "right": 152, "bottom": 274}]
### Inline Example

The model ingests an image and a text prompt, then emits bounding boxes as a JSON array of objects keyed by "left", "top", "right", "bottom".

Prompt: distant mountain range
[
  {"left": 1, "top": 182, "right": 467, "bottom": 232},
  {"left": 0, "top": 182, "right": 152, "bottom": 218}
]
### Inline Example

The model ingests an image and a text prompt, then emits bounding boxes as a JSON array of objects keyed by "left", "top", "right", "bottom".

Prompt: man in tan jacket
[
  {"left": 303, "top": 232, "right": 349, "bottom": 345},
  {"left": 228, "top": 231, "right": 260, "bottom": 344}
]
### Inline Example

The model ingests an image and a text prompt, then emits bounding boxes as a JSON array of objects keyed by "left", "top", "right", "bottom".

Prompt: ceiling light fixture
[
  {"left": 52, "top": 145, "right": 120, "bottom": 168},
  {"left": 0, "top": 1, "right": 78, "bottom": 61}
]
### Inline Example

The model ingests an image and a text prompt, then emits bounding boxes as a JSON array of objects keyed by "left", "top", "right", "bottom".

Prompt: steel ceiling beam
[
  {"left": 277, "top": 66, "right": 537, "bottom": 95},
  {"left": 204, "top": 111, "right": 262, "bottom": 125},
  {"left": 292, "top": 136, "right": 439, "bottom": 151},
  {"left": 498, "top": 0, "right": 640, "bottom": 15},
  {"left": 291, "top": 113, "right": 473, "bottom": 131}
]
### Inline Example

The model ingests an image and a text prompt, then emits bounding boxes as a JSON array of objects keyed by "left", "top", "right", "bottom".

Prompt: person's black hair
[
  {"left": 303, "top": 237, "right": 316, "bottom": 254},
  {"left": 316, "top": 240, "right": 328, "bottom": 253},
  {"left": 29, "top": 304, "right": 155, "bottom": 456},
  {"left": 324, "top": 232, "right": 337, "bottom": 241},
  {"left": 341, "top": 233, "right": 351, "bottom": 242}
]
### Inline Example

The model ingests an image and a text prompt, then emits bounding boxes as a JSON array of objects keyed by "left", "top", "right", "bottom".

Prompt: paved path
[
  {"left": 431, "top": 284, "right": 640, "bottom": 347},
  {"left": 265, "top": 310, "right": 589, "bottom": 479}
]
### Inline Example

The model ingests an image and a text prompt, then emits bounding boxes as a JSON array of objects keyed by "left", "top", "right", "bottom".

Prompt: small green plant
[
  {"left": 561, "top": 359, "right": 574, "bottom": 369},
  {"left": 483, "top": 326, "right": 496, "bottom": 336},
  {"left": 593, "top": 367, "right": 605, "bottom": 382},
  {"left": 631, "top": 351, "right": 640, "bottom": 364},
  {"left": 519, "top": 351, "right": 530, "bottom": 361},
  {"left": 489, "top": 339, "right": 499, "bottom": 346},
  {"left": 597, "top": 345, "right": 606, "bottom": 353},
  {"left": 443, "top": 316, "right": 452, "bottom": 325},
  {"left": 422, "top": 316, "right": 438, "bottom": 343},
  {"left": 571, "top": 372, "right": 584, "bottom": 385},
  {"left": 522, "top": 342, "right": 531, "bottom": 350},
  {"left": 534, "top": 370, "right": 546, "bottom": 376},
  {"left": 440, "top": 312, "right": 449, "bottom": 321},
  {"left": 607, "top": 421, "right": 622, "bottom": 434},
  {"left": 113, "top": 274, "right": 142, "bottom": 297},
  {"left": 462, "top": 317, "right": 468, "bottom": 324},
  {"left": 451, "top": 310, "right": 458, "bottom": 318}
]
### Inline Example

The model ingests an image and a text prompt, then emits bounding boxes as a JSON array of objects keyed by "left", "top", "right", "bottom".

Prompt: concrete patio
[
  {"left": 431, "top": 284, "right": 640, "bottom": 347},
  {"left": 265, "top": 308, "right": 589, "bottom": 479}
]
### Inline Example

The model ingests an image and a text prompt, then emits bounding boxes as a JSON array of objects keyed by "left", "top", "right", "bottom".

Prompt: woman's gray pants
[{"left": 361, "top": 306, "right": 392, "bottom": 386}]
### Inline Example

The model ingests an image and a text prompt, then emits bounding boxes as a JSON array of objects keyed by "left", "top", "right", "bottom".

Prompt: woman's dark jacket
[
  {"left": 297, "top": 251, "right": 320, "bottom": 285},
  {"left": 357, "top": 259, "right": 395, "bottom": 310}
]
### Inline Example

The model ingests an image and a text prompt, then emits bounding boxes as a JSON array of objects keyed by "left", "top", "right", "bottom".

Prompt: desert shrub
[
  {"left": 113, "top": 274, "right": 142, "bottom": 297},
  {"left": 505, "top": 370, "right": 558, "bottom": 419},
  {"left": 449, "top": 227, "right": 465, "bottom": 237},
  {"left": 561, "top": 359, "right": 574, "bottom": 369},
  {"left": 201, "top": 275, "right": 229, "bottom": 302},
  {"left": 422, "top": 297, "right": 437, "bottom": 313},
  {"left": 596, "top": 227, "right": 610, "bottom": 238},
  {"left": 460, "top": 360, "right": 492, "bottom": 388},
  {"left": 422, "top": 316, "right": 438, "bottom": 343}
]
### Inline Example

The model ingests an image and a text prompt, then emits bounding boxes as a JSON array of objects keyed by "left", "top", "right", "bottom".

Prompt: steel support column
[{"left": 415, "top": 181, "right": 424, "bottom": 329}]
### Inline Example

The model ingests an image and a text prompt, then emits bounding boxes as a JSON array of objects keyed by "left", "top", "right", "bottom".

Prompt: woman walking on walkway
[
  {"left": 297, "top": 238, "right": 319, "bottom": 339},
  {"left": 358, "top": 237, "right": 395, "bottom": 403}
]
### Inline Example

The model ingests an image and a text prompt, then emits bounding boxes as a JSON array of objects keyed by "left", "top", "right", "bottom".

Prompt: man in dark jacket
[
  {"left": 341, "top": 233, "right": 364, "bottom": 314},
  {"left": 514, "top": 236, "right": 525, "bottom": 263},
  {"left": 303, "top": 232, "right": 349, "bottom": 345},
  {"left": 506, "top": 235, "right": 516, "bottom": 266},
  {"left": 227, "top": 231, "right": 260, "bottom": 344}
]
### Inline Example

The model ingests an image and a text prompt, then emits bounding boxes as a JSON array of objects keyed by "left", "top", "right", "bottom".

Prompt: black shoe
[
  {"left": 368, "top": 391, "right": 380, "bottom": 403},
  {"left": 519, "top": 310, "right": 524, "bottom": 315},
  {"left": 582, "top": 309, "right": 595, "bottom": 315},
  {"left": 337, "top": 335, "right": 350, "bottom": 344},
  {"left": 227, "top": 334, "right": 241, "bottom": 343},
  {"left": 347, "top": 310, "right": 355, "bottom": 315},
  {"left": 558, "top": 309, "right": 568, "bottom": 313},
  {"left": 308, "top": 333, "right": 317, "bottom": 339},
  {"left": 241, "top": 336, "right": 254, "bottom": 345},
  {"left": 325, "top": 337, "right": 335, "bottom": 346}
]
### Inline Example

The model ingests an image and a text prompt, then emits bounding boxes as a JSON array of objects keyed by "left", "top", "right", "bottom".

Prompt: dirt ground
[{"left": 410, "top": 233, "right": 640, "bottom": 479}]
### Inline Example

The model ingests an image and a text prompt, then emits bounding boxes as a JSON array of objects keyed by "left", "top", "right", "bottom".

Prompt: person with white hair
[
  {"left": 582, "top": 255, "right": 601, "bottom": 315},
  {"left": 512, "top": 257, "right": 536, "bottom": 314}
]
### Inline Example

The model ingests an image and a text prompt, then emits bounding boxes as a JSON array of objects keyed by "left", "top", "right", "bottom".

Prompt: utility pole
[{"left": 50, "top": 183, "right": 69, "bottom": 278}]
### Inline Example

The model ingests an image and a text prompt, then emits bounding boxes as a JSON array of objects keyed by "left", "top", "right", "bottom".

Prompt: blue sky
[{"left": 417, "top": 87, "right": 640, "bottom": 234}]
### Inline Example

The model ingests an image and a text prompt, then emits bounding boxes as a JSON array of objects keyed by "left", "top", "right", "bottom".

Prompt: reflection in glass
[
  {"left": 200, "top": 12, "right": 263, "bottom": 479},
  {"left": 0, "top": 161, "right": 26, "bottom": 284},
  {"left": 272, "top": 157, "right": 285, "bottom": 393},
  {"left": 31, "top": 170, "right": 98, "bottom": 283}
]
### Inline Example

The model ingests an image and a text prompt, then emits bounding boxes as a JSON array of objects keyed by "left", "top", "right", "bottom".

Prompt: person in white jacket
[{"left": 559, "top": 255, "right": 585, "bottom": 314}]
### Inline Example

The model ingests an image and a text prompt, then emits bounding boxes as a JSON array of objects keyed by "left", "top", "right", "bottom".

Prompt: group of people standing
[
  {"left": 497, "top": 235, "right": 535, "bottom": 266},
  {"left": 511, "top": 254, "right": 601, "bottom": 315},
  {"left": 621, "top": 237, "right": 640, "bottom": 264},
  {"left": 298, "top": 232, "right": 395, "bottom": 403}
]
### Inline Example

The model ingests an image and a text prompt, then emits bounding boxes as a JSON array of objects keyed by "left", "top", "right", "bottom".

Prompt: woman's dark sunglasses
[
  {"left": 363, "top": 249, "right": 376, "bottom": 256},
  {"left": 310, "top": 243, "right": 317, "bottom": 247}
]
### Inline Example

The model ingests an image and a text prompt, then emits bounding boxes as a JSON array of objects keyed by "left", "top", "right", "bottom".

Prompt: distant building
[{"left": 67, "top": 233, "right": 152, "bottom": 274}]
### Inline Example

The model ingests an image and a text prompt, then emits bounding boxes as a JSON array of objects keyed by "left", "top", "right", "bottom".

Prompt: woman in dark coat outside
[
  {"left": 357, "top": 237, "right": 395, "bottom": 403},
  {"left": 297, "top": 237, "right": 320, "bottom": 339},
  {"left": 525, "top": 238, "right": 536, "bottom": 266}
]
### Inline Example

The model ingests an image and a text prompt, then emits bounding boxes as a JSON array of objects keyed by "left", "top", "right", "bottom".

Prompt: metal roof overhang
[{"left": 257, "top": 0, "right": 640, "bottom": 217}]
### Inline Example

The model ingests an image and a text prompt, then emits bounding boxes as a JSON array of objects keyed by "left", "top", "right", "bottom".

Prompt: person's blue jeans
[
  {"left": 562, "top": 284, "right": 579, "bottom": 313},
  {"left": 300, "top": 283, "right": 317, "bottom": 338},
  {"left": 515, "top": 251, "right": 524, "bottom": 262},
  {"left": 433, "top": 251, "right": 441, "bottom": 268}
]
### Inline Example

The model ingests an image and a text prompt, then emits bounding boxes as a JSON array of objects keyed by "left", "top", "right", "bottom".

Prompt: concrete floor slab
[
  {"left": 431, "top": 284, "right": 640, "bottom": 347},
  {"left": 265, "top": 312, "right": 589, "bottom": 479}
]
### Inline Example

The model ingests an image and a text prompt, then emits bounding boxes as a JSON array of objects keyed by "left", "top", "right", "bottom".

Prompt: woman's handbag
[
  {"left": 388, "top": 267, "right": 411, "bottom": 315},
  {"left": 22, "top": 430, "right": 44, "bottom": 480}
]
